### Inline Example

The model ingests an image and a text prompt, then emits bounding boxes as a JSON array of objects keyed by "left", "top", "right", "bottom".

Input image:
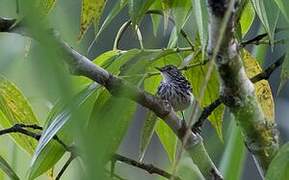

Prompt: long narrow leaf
[
  {"left": 128, "top": 0, "right": 154, "bottom": 25},
  {"left": 219, "top": 118, "right": 245, "bottom": 180},
  {"left": 29, "top": 83, "right": 100, "bottom": 179},
  {"left": 266, "top": 143, "right": 289, "bottom": 180},
  {"left": 251, "top": 0, "right": 280, "bottom": 44},
  {"left": 88, "top": 0, "right": 128, "bottom": 51},
  {"left": 0, "top": 155, "right": 20, "bottom": 180}
]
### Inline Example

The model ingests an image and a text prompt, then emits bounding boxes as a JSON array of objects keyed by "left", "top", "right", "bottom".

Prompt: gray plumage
[{"left": 156, "top": 65, "right": 193, "bottom": 111}]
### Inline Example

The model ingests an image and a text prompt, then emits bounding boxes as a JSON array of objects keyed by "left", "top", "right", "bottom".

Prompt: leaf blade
[
  {"left": 0, "top": 75, "right": 39, "bottom": 155},
  {"left": 251, "top": 0, "right": 280, "bottom": 44},
  {"left": 29, "top": 83, "right": 100, "bottom": 179},
  {"left": 128, "top": 0, "right": 154, "bottom": 25},
  {"left": 0, "top": 155, "right": 20, "bottom": 180},
  {"left": 266, "top": 143, "right": 289, "bottom": 180}
]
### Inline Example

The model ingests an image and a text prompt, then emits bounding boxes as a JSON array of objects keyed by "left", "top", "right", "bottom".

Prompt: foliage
[{"left": 0, "top": 0, "right": 288, "bottom": 179}]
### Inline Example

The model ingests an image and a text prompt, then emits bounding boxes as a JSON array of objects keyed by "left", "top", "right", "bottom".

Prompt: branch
[
  {"left": 207, "top": 0, "right": 279, "bottom": 177},
  {"left": 113, "top": 154, "right": 181, "bottom": 180},
  {"left": 0, "top": 124, "right": 180, "bottom": 180},
  {"left": 193, "top": 54, "right": 286, "bottom": 132},
  {"left": 0, "top": 123, "right": 69, "bottom": 151},
  {"left": 0, "top": 17, "right": 221, "bottom": 179},
  {"left": 240, "top": 28, "right": 289, "bottom": 47},
  {"left": 250, "top": 55, "right": 285, "bottom": 83},
  {"left": 56, "top": 154, "right": 75, "bottom": 180},
  {"left": 192, "top": 98, "right": 222, "bottom": 133}
]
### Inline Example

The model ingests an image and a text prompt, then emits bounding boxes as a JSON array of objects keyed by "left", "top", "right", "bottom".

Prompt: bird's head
[{"left": 155, "top": 65, "right": 182, "bottom": 82}]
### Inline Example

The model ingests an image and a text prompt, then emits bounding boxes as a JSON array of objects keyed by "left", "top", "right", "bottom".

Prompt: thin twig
[
  {"left": 240, "top": 28, "right": 289, "bottom": 47},
  {"left": 56, "top": 154, "right": 75, "bottom": 180},
  {"left": 113, "top": 154, "right": 181, "bottom": 180},
  {"left": 251, "top": 54, "right": 285, "bottom": 83},
  {"left": 0, "top": 124, "right": 69, "bottom": 151},
  {"left": 192, "top": 98, "right": 222, "bottom": 133}
]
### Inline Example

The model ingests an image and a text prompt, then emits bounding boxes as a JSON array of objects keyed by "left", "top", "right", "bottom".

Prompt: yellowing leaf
[
  {"left": 242, "top": 50, "right": 275, "bottom": 121},
  {"left": 79, "top": 0, "right": 106, "bottom": 40},
  {"left": 0, "top": 75, "right": 39, "bottom": 154}
]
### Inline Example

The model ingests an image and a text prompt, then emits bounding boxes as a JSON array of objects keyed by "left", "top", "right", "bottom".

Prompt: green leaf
[
  {"left": 185, "top": 63, "right": 224, "bottom": 140},
  {"left": 176, "top": 157, "right": 205, "bottom": 180},
  {"left": 251, "top": 0, "right": 280, "bottom": 43},
  {"left": 100, "top": 49, "right": 142, "bottom": 75},
  {"left": 83, "top": 90, "right": 137, "bottom": 179},
  {"left": 273, "top": 0, "right": 289, "bottom": 23},
  {"left": 93, "top": 50, "right": 122, "bottom": 67},
  {"left": 239, "top": 1, "right": 255, "bottom": 36},
  {"left": 168, "top": 27, "right": 178, "bottom": 48},
  {"left": 128, "top": 0, "right": 155, "bottom": 25},
  {"left": 79, "top": 0, "right": 106, "bottom": 40},
  {"left": 219, "top": 119, "right": 245, "bottom": 180},
  {"left": 89, "top": 0, "right": 128, "bottom": 50},
  {"left": 29, "top": 83, "right": 100, "bottom": 179},
  {"left": 155, "top": 120, "right": 177, "bottom": 163},
  {"left": 0, "top": 75, "right": 40, "bottom": 155},
  {"left": 139, "top": 67, "right": 161, "bottom": 161},
  {"left": 266, "top": 143, "right": 289, "bottom": 180},
  {"left": 149, "top": 1, "right": 162, "bottom": 36},
  {"left": 278, "top": 53, "right": 289, "bottom": 93},
  {"left": 139, "top": 112, "right": 157, "bottom": 161},
  {"left": 171, "top": 0, "right": 192, "bottom": 32},
  {"left": 193, "top": 0, "right": 208, "bottom": 54},
  {"left": 0, "top": 155, "right": 20, "bottom": 180},
  {"left": 29, "top": 141, "right": 65, "bottom": 180}
]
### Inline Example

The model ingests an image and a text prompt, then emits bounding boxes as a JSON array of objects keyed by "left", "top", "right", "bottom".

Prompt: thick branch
[
  {"left": 0, "top": 17, "right": 221, "bottom": 179},
  {"left": 207, "top": 0, "right": 279, "bottom": 176}
]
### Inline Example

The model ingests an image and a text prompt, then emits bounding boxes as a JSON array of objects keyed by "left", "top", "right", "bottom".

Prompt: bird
[{"left": 156, "top": 65, "right": 193, "bottom": 118}]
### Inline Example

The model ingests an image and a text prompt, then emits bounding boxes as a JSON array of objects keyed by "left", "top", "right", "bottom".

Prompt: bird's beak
[{"left": 155, "top": 67, "right": 162, "bottom": 71}]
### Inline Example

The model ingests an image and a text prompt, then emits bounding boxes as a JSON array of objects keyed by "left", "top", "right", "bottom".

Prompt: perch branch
[
  {"left": 0, "top": 17, "right": 220, "bottom": 179},
  {"left": 207, "top": 0, "right": 279, "bottom": 177}
]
